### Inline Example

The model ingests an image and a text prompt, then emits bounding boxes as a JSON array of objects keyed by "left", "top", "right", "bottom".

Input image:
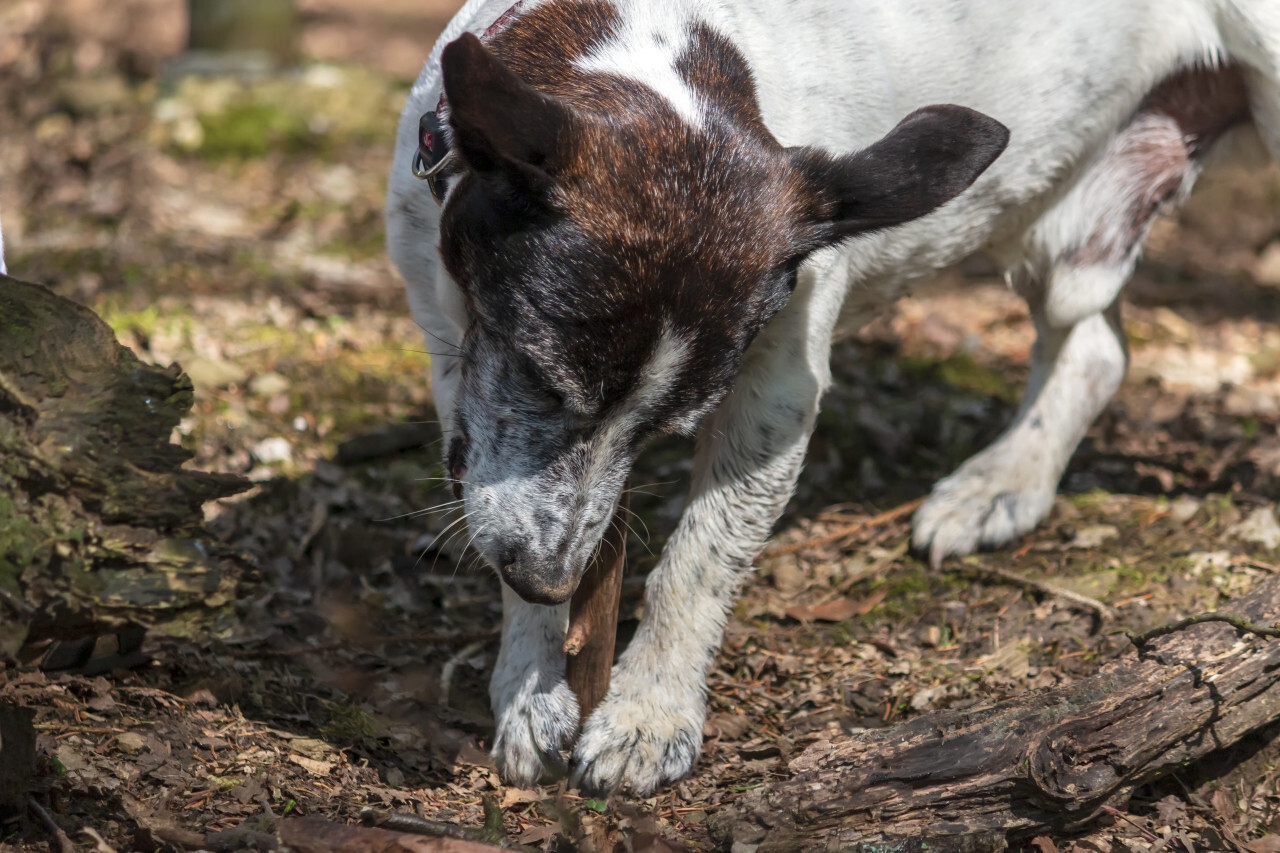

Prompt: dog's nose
[{"left": 499, "top": 551, "right": 578, "bottom": 605}]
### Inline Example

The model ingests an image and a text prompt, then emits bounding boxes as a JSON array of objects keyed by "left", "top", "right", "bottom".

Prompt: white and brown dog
[{"left": 387, "top": 0, "right": 1280, "bottom": 795}]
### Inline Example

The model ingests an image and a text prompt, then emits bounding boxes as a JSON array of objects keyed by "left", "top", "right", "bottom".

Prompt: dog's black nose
[{"left": 499, "top": 553, "right": 578, "bottom": 605}]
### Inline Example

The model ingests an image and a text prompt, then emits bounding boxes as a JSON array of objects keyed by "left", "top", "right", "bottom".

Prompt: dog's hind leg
[
  {"left": 914, "top": 65, "right": 1250, "bottom": 564},
  {"left": 913, "top": 287, "right": 1130, "bottom": 565}
]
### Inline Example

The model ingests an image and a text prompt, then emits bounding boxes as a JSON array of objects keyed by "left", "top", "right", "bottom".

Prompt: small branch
[
  {"left": 763, "top": 497, "right": 925, "bottom": 558},
  {"left": 1126, "top": 612, "right": 1280, "bottom": 649},
  {"left": 951, "top": 564, "right": 1115, "bottom": 620},
  {"left": 29, "top": 798, "right": 77, "bottom": 853},
  {"left": 362, "top": 809, "right": 490, "bottom": 842},
  {"left": 440, "top": 641, "right": 486, "bottom": 708},
  {"left": 561, "top": 624, "right": 588, "bottom": 657}
]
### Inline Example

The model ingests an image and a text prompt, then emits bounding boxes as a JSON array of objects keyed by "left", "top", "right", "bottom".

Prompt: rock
[
  {"left": 252, "top": 436, "right": 292, "bottom": 464},
  {"left": 1169, "top": 496, "right": 1202, "bottom": 524},
  {"left": 184, "top": 354, "right": 248, "bottom": 389},
  {"left": 1255, "top": 241, "right": 1280, "bottom": 287},
  {"left": 1067, "top": 524, "right": 1119, "bottom": 549},
  {"left": 248, "top": 371, "right": 289, "bottom": 397},
  {"left": 115, "top": 732, "right": 147, "bottom": 755},
  {"left": 1229, "top": 506, "right": 1280, "bottom": 550}
]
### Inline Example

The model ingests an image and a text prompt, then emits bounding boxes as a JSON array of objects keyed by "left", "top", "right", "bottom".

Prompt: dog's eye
[{"left": 540, "top": 387, "right": 565, "bottom": 410}]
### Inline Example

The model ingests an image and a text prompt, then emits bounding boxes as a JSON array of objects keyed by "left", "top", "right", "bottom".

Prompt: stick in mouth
[{"left": 562, "top": 485, "right": 629, "bottom": 722}]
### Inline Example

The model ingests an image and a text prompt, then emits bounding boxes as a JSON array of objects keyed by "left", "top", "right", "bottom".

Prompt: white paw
[
  {"left": 913, "top": 455, "right": 1057, "bottom": 566},
  {"left": 570, "top": 669, "right": 704, "bottom": 796},
  {"left": 491, "top": 676, "right": 580, "bottom": 786}
]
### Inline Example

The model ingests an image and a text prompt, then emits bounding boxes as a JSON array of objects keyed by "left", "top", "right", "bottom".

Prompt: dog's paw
[
  {"left": 491, "top": 677, "right": 581, "bottom": 786},
  {"left": 570, "top": 676, "right": 704, "bottom": 796},
  {"left": 913, "top": 457, "right": 1056, "bottom": 566}
]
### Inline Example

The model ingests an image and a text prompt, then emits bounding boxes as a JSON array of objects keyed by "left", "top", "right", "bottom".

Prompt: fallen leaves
[{"left": 784, "top": 588, "right": 887, "bottom": 623}]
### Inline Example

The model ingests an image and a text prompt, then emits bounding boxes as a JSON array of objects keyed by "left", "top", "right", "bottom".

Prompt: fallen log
[
  {"left": 711, "top": 574, "right": 1280, "bottom": 853},
  {"left": 0, "top": 275, "right": 249, "bottom": 659}
]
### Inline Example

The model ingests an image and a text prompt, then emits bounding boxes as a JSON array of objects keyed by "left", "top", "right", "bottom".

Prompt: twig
[
  {"left": 1100, "top": 805, "right": 1159, "bottom": 843},
  {"left": 440, "top": 641, "right": 485, "bottom": 708},
  {"left": 362, "top": 809, "right": 489, "bottom": 842},
  {"left": 28, "top": 798, "right": 77, "bottom": 853},
  {"left": 1126, "top": 612, "right": 1280, "bottom": 649},
  {"left": 763, "top": 497, "right": 926, "bottom": 558},
  {"left": 951, "top": 564, "right": 1115, "bottom": 620},
  {"left": 360, "top": 807, "right": 537, "bottom": 851}
]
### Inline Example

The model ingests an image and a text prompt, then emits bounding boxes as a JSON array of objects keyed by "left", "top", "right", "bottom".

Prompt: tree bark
[
  {"left": 711, "top": 574, "right": 1280, "bottom": 853},
  {"left": 564, "top": 486, "right": 629, "bottom": 721},
  {"left": 0, "top": 276, "right": 249, "bottom": 658}
]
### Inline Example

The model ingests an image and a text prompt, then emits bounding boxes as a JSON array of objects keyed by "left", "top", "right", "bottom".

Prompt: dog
[{"left": 387, "top": 0, "right": 1280, "bottom": 795}]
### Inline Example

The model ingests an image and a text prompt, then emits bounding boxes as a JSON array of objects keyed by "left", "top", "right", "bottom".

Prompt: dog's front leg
[
  {"left": 571, "top": 277, "right": 841, "bottom": 796},
  {"left": 489, "top": 584, "right": 580, "bottom": 784}
]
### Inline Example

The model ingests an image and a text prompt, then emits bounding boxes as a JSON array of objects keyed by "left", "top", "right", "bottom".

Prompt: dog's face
[{"left": 432, "top": 29, "right": 1008, "bottom": 604}]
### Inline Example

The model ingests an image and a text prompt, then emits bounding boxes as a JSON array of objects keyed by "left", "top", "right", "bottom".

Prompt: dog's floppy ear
[
  {"left": 792, "top": 105, "right": 1010, "bottom": 248},
  {"left": 441, "top": 33, "right": 575, "bottom": 191}
]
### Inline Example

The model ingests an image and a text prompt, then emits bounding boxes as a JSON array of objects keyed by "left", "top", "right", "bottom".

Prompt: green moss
[
  {"left": 198, "top": 100, "right": 317, "bottom": 160},
  {"left": 321, "top": 701, "right": 378, "bottom": 746}
]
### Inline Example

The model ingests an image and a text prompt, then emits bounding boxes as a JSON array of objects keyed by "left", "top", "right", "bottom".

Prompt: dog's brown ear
[
  {"left": 792, "top": 105, "right": 1009, "bottom": 248},
  {"left": 441, "top": 33, "right": 575, "bottom": 191}
]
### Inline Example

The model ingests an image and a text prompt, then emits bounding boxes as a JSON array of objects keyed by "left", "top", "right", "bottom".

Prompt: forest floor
[{"left": 4, "top": 2, "right": 1280, "bottom": 851}]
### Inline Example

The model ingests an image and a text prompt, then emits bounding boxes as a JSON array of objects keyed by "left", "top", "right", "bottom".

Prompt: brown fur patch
[
  {"left": 1071, "top": 63, "right": 1250, "bottom": 266},
  {"left": 443, "top": 0, "right": 807, "bottom": 407}
]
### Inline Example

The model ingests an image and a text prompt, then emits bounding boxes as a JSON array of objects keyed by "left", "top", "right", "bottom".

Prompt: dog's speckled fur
[{"left": 388, "top": 0, "right": 1280, "bottom": 795}]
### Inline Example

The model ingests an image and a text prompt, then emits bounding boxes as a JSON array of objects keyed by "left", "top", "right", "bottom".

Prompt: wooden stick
[{"left": 563, "top": 485, "right": 629, "bottom": 721}]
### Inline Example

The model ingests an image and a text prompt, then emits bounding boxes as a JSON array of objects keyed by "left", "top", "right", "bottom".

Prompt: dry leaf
[
  {"left": 1212, "top": 788, "right": 1237, "bottom": 826},
  {"left": 785, "top": 588, "right": 887, "bottom": 622},
  {"left": 500, "top": 787, "right": 539, "bottom": 808},
  {"left": 1030, "top": 837, "right": 1059, "bottom": 853},
  {"left": 1246, "top": 836, "right": 1280, "bottom": 853}
]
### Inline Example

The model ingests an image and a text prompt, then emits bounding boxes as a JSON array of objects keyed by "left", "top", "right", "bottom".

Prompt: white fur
[
  {"left": 574, "top": 5, "right": 706, "bottom": 128},
  {"left": 0, "top": 209, "right": 7, "bottom": 276},
  {"left": 388, "top": 0, "right": 1280, "bottom": 794}
]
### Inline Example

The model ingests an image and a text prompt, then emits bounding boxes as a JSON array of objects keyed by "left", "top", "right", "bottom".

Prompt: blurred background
[
  {"left": 5, "top": 3, "right": 1280, "bottom": 849},
  {"left": 0, "top": 0, "right": 470, "bottom": 479}
]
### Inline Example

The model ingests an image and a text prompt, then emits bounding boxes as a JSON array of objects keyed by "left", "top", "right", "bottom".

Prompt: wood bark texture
[
  {"left": 711, "top": 574, "right": 1280, "bottom": 853},
  {"left": 0, "top": 276, "right": 249, "bottom": 658},
  {"left": 564, "top": 486, "right": 629, "bottom": 721}
]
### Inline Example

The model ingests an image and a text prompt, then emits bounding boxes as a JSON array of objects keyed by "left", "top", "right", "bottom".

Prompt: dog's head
[{"left": 433, "top": 26, "right": 1008, "bottom": 604}]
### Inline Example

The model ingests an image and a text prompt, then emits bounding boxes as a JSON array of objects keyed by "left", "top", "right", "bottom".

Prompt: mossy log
[
  {"left": 711, "top": 574, "right": 1280, "bottom": 853},
  {"left": 0, "top": 275, "right": 249, "bottom": 658}
]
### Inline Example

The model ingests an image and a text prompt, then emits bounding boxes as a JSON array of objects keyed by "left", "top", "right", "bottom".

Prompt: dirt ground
[{"left": 4, "top": 2, "right": 1280, "bottom": 851}]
